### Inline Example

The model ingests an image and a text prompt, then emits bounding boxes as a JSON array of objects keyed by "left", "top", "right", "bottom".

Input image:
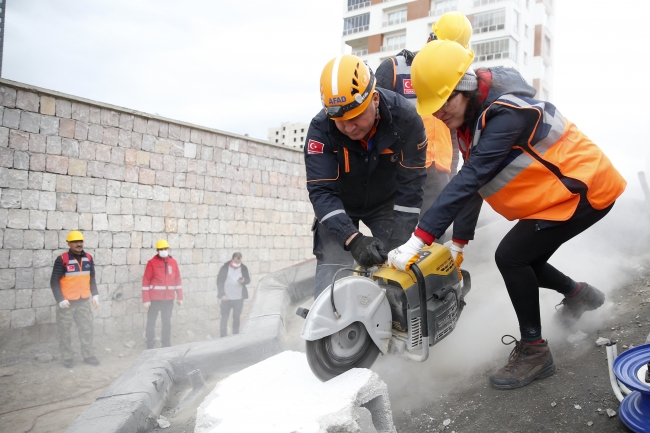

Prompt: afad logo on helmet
[{"left": 329, "top": 96, "right": 347, "bottom": 105}]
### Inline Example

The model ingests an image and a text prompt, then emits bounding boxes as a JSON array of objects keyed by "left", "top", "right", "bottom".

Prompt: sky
[{"left": 4, "top": 0, "right": 650, "bottom": 197}]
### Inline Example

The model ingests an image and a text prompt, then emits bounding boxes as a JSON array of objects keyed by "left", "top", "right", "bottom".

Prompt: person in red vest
[
  {"left": 142, "top": 239, "right": 183, "bottom": 349},
  {"left": 50, "top": 230, "right": 99, "bottom": 368},
  {"left": 388, "top": 40, "right": 627, "bottom": 390}
]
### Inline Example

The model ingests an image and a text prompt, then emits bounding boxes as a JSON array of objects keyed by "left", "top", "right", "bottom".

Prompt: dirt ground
[{"left": 2, "top": 266, "right": 649, "bottom": 433}]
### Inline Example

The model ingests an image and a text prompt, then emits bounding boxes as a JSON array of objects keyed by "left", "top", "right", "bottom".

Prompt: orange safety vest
[
  {"left": 421, "top": 115, "right": 452, "bottom": 173},
  {"left": 474, "top": 94, "right": 626, "bottom": 221},
  {"left": 59, "top": 252, "right": 92, "bottom": 301}
]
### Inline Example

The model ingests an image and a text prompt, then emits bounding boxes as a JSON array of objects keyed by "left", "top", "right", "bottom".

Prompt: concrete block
[
  {"left": 56, "top": 193, "right": 77, "bottom": 212},
  {"left": 61, "top": 212, "right": 79, "bottom": 230},
  {"left": 10, "top": 249, "right": 33, "bottom": 268},
  {"left": 43, "top": 231, "right": 58, "bottom": 249},
  {"left": 57, "top": 99, "right": 73, "bottom": 119},
  {"left": 40, "top": 95, "right": 56, "bottom": 115},
  {"left": 11, "top": 309, "right": 36, "bottom": 328},
  {"left": 35, "top": 306, "right": 52, "bottom": 324},
  {"left": 16, "top": 267, "right": 35, "bottom": 289},
  {"left": 158, "top": 122, "right": 168, "bottom": 138},
  {"left": 125, "top": 149, "right": 137, "bottom": 166},
  {"left": 93, "top": 214, "right": 109, "bottom": 231},
  {"left": 16, "top": 90, "right": 40, "bottom": 112},
  {"left": 5, "top": 169, "right": 28, "bottom": 189},
  {"left": 122, "top": 215, "right": 134, "bottom": 231},
  {"left": 29, "top": 210, "right": 47, "bottom": 230},
  {"left": 68, "top": 159, "right": 87, "bottom": 176},
  {"left": 0, "top": 290, "right": 16, "bottom": 309},
  {"left": 75, "top": 121, "right": 89, "bottom": 140},
  {"left": 149, "top": 153, "right": 163, "bottom": 170},
  {"left": 42, "top": 172, "right": 57, "bottom": 191},
  {"left": 46, "top": 136, "right": 62, "bottom": 155},
  {"left": 0, "top": 269, "right": 16, "bottom": 290},
  {"left": 119, "top": 113, "right": 134, "bottom": 131},
  {"left": 0, "top": 209, "right": 6, "bottom": 228},
  {"left": 95, "top": 143, "right": 111, "bottom": 162},
  {"left": 40, "top": 115, "right": 60, "bottom": 135},
  {"left": 0, "top": 86, "right": 17, "bottom": 108},
  {"left": 133, "top": 116, "right": 147, "bottom": 133},
  {"left": 131, "top": 132, "right": 142, "bottom": 150},
  {"left": 56, "top": 174, "right": 72, "bottom": 192},
  {"left": 46, "top": 155, "right": 68, "bottom": 174},
  {"left": 4, "top": 228, "right": 23, "bottom": 248},
  {"left": 103, "top": 127, "right": 119, "bottom": 146},
  {"left": 138, "top": 168, "right": 155, "bottom": 185},
  {"left": 27, "top": 171, "right": 43, "bottom": 190},
  {"left": 87, "top": 161, "right": 105, "bottom": 178},
  {"left": 101, "top": 109, "right": 119, "bottom": 127},
  {"left": 184, "top": 142, "right": 197, "bottom": 158},
  {"left": 146, "top": 119, "right": 159, "bottom": 136},
  {"left": 29, "top": 153, "right": 45, "bottom": 172},
  {"left": 154, "top": 138, "right": 170, "bottom": 154},
  {"left": 15, "top": 289, "right": 33, "bottom": 307},
  {"left": 3, "top": 108, "right": 20, "bottom": 129},
  {"left": 21, "top": 190, "right": 39, "bottom": 210},
  {"left": 106, "top": 196, "right": 120, "bottom": 214},
  {"left": 195, "top": 351, "right": 396, "bottom": 433},
  {"left": 88, "top": 124, "right": 104, "bottom": 143},
  {"left": 169, "top": 139, "right": 184, "bottom": 156},
  {"left": 61, "top": 138, "right": 79, "bottom": 158},
  {"left": 141, "top": 134, "right": 156, "bottom": 152},
  {"left": 19, "top": 111, "right": 41, "bottom": 133},
  {"left": 29, "top": 133, "right": 46, "bottom": 153},
  {"left": 32, "top": 250, "right": 52, "bottom": 268},
  {"left": 155, "top": 170, "right": 173, "bottom": 187},
  {"left": 79, "top": 212, "right": 93, "bottom": 230},
  {"left": 89, "top": 106, "right": 101, "bottom": 124},
  {"left": 9, "top": 129, "right": 29, "bottom": 151},
  {"left": 134, "top": 215, "right": 151, "bottom": 231},
  {"left": 79, "top": 140, "right": 95, "bottom": 160},
  {"left": 0, "top": 149, "right": 13, "bottom": 168},
  {"left": 59, "top": 118, "right": 75, "bottom": 138},
  {"left": 14, "top": 151, "right": 29, "bottom": 170},
  {"left": 0, "top": 126, "right": 9, "bottom": 147},
  {"left": 46, "top": 211, "right": 63, "bottom": 230},
  {"left": 104, "top": 164, "right": 125, "bottom": 181},
  {"left": 33, "top": 288, "right": 55, "bottom": 309},
  {"left": 118, "top": 129, "right": 132, "bottom": 148},
  {"left": 99, "top": 231, "right": 113, "bottom": 248},
  {"left": 7, "top": 209, "right": 29, "bottom": 229},
  {"left": 0, "top": 311, "right": 9, "bottom": 329},
  {"left": 0, "top": 189, "right": 21, "bottom": 209}
]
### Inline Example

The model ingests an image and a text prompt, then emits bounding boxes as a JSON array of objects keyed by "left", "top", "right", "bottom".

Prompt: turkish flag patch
[
  {"left": 67, "top": 265, "right": 75, "bottom": 272},
  {"left": 403, "top": 78, "right": 415, "bottom": 95},
  {"left": 307, "top": 139, "right": 324, "bottom": 154}
]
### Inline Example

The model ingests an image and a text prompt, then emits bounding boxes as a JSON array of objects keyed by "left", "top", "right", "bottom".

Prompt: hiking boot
[
  {"left": 83, "top": 356, "right": 100, "bottom": 366},
  {"left": 554, "top": 283, "right": 605, "bottom": 327},
  {"left": 63, "top": 359, "right": 74, "bottom": 368},
  {"left": 489, "top": 335, "right": 556, "bottom": 390}
]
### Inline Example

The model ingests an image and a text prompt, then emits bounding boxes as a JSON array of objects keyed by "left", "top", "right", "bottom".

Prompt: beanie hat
[{"left": 455, "top": 67, "right": 478, "bottom": 91}]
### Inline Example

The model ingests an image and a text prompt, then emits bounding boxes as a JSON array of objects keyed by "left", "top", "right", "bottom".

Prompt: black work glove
[{"left": 346, "top": 234, "right": 387, "bottom": 267}]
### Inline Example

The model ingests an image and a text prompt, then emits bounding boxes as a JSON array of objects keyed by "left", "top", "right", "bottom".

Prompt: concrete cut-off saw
[{"left": 297, "top": 242, "right": 471, "bottom": 381}]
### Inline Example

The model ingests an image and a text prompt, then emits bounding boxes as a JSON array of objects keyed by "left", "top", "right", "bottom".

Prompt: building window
[
  {"left": 347, "top": 0, "right": 370, "bottom": 11},
  {"left": 343, "top": 13, "right": 370, "bottom": 35},
  {"left": 473, "top": 9, "right": 505, "bottom": 34},
  {"left": 300, "top": 137, "right": 304, "bottom": 141},
  {"left": 472, "top": 37, "right": 517, "bottom": 62},
  {"left": 513, "top": 10, "right": 519, "bottom": 33},
  {"left": 431, "top": 0, "right": 457, "bottom": 16},
  {"left": 523, "top": 52, "right": 528, "bottom": 65},
  {"left": 294, "top": 138, "right": 296, "bottom": 142},
  {"left": 294, "top": 129, "right": 297, "bottom": 133},
  {"left": 275, "top": 139, "right": 278, "bottom": 143},
  {"left": 383, "top": 9, "right": 407, "bottom": 27},
  {"left": 524, "top": 24, "right": 529, "bottom": 37},
  {"left": 300, "top": 145, "right": 304, "bottom": 149},
  {"left": 473, "top": 0, "right": 502, "bottom": 6},
  {"left": 381, "top": 34, "right": 406, "bottom": 52},
  {"left": 282, "top": 127, "right": 285, "bottom": 131},
  {"left": 544, "top": 35, "right": 551, "bottom": 56},
  {"left": 301, "top": 128, "right": 304, "bottom": 132},
  {"left": 275, "top": 131, "right": 278, "bottom": 135}
]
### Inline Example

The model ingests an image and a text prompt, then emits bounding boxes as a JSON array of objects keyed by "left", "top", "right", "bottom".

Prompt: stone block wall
[{"left": 0, "top": 78, "right": 313, "bottom": 333}]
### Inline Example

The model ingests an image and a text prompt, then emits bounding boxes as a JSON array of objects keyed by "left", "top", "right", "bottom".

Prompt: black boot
[{"left": 554, "top": 283, "right": 605, "bottom": 327}]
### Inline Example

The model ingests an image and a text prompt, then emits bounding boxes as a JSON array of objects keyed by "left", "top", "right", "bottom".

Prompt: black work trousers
[
  {"left": 494, "top": 204, "right": 613, "bottom": 336},
  {"left": 312, "top": 202, "right": 395, "bottom": 299},
  {"left": 220, "top": 299, "right": 244, "bottom": 337},
  {"left": 146, "top": 300, "right": 174, "bottom": 347}
]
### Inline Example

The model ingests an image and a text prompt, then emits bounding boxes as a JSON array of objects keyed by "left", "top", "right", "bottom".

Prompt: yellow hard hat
[
  {"left": 320, "top": 54, "right": 376, "bottom": 121},
  {"left": 66, "top": 230, "right": 84, "bottom": 242},
  {"left": 411, "top": 40, "right": 475, "bottom": 116},
  {"left": 432, "top": 11, "right": 473, "bottom": 49},
  {"left": 156, "top": 239, "right": 170, "bottom": 249}
]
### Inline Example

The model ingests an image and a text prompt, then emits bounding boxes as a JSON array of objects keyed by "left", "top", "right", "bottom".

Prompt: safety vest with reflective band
[
  {"left": 59, "top": 252, "right": 93, "bottom": 301},
  {"left": 390, "top": 55, "right": 452, "bottom": 172},
  {"left": 141, "top": 254, "right": 184, "bottom": 302},
  {"left": 474, "top": 94, "right": 626, "bottom": 221}
]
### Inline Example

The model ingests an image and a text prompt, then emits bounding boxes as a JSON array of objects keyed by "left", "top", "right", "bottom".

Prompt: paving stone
[
  {"left": 28, "top": 133, "right": 46, "bottom": 153},
  {"left": 16, "top": 266, "right": 34, "bottom": 289},
  {"left": 78, "top": 140, "right": 95, "bottom": 160},
  {"left": 103, "top": 127, "right": 119, "bottom": 146},
  {"left": 7, "top": 209, "right": 29, "bottom": 229},
  {"left": 16, "top": 90, "right": 39, "bottom": 112},
  {"left": 0, "top": 269, "right": 15, "bottom": 290},
  {"left": 56, "top": 193, "right": 77, "bottom": 212},
  {"left": 101, "top": 109, "right": 119, "bottom": 127},
  {"left": 19, "top": 111, "right": 40, "bottom": 133},
  {"left": 141, "top": 134, "right": 156, "bottom": 152},
  {"left": 11, "top": 309, "right": 36, "bottom": 328},
  {"left": 71, "top": 102, "right": 89, "bottom": 122},
  {"left": 104, "top": 163, "right": 125, "bottom": 181},
  {"left": 149, "top": 153, "right": 163, "bottom": 170},
  {"left": 4, "top": 169, "right": 28, "bottom": 189},
  {"left": 89, "top": 106, "right": 101, "bottom": 124},
  {"left": 32, "top": 250, "right": 52, "bottom": 268},
  {"left": 40, "top": 115, "right": 59, "bottom": 135},
  {"left": 0, "top": 149, "right": 13, "bottom": 168},
  {"left": 61, "top": 138, "right": 79, "bottom": 158},
  {"left": 42, "top": 172, "right": 57, "bottom": 191},
  {"left": 13, "top": 151, "right": 29, "bottom": 170},
  {"left": 67, "top": 159, "right": 87, "bottom": 176},
  {"left": 74, "top": 121, "right": 89, "bottom": 141},
  {"left": 0, "top": 127, "right": 9, "bottom": 147},
  {"left": 78, "top": 213, "right": 93, "bottom": 230},
  {"left": 138, "top": 168, "right": 155, "bottom": 185},
  {"left": 38, "top": 191, "right": 56, "bottom": 211},
  {"left": 9, "top": 250, "right": 32, "bottom": 268},
  {"left": 1, "top": 189, "right": 21, "bottom": 209},
  {"left": 55, "top": 175, "right": 71, "bottom": 193},
  {"left": 119, "top": 113, "right": 134, "bottom": 131},
  {"left": 156, "top": 170, "right": 173, "bottom": 187},
  {"left": 93, "top": 214, "right": 109, "bottom": 231},
  {"left": 118, "top": 129, "right": 132, "bottom": 148},
  {"left": 154, "top": 138, "right": 170, "bottom": 154},
  {"left": 111, "top": 147, "right": 125, "bottom": 165},
  {"left": 0, "top": 86, "right": 17, "bottom": 108},
  {"left": 46, "top": 211, "right": 63, "bottom": 230},
  {"left": 2, "top": 108, "right": 20, "bottom": 129},
  {"left": 59, "top": 118, "right": 75, "bottom": 138},
  {"left": 88, "top": 124, "right": 103, "bottom": 143},
  {"left": 29, "top": 210, "right": 47, "bottom": 230},
  {"left": 55, "top": 99, "right": 72, "bottom": 118},
  {"left": 20, "top": 190, "right": 39, "bottom": 210},
  {"left": 87, "top": 161, "right": 105, "bottom": 178}
]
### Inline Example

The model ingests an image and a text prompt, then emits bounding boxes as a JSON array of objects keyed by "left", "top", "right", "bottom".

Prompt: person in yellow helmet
[
  {"left": 388, "top": 40, "right": 626, "bottom": 390},
  {"left": 305, "top": 54, "right": 427, "bottom": 298},
  {"left": 50, "top": 230, "right": 100, "bottom": 368},
  {"left": 142, "top": 239, "right": 183, "bottom": 348},
  {"left": 375, "top": 11, "right": 473, "bottom": 235}
]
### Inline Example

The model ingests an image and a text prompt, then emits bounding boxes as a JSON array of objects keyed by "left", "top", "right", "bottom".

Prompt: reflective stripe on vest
[
  {"left": 60, "top": 254, "right": 91, "bottom": 300},
  {"left": 391, "top": 56, "right": 416, "bottom": 103},
  {"left": 475, "top": 94, "right": 626, "bottom": 221},
  {"left": 421, "top": 115, "right": 452, "bottom": 172}
]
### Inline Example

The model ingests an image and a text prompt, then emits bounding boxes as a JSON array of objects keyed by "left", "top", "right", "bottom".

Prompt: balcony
[
  {"left": 351, "top": 48, "right": 368, "bottom": 56},
  {"left": 343, "top": 25, "right": 369, "bottom": 36},
  {"left": 382, "top": 17, "right": 407, "bottom": 27},
  {"left": 347, "top": 1, "right": 370, "bottom": 11},
  {"left": 380, "top": 43, "right": 406, "bottom": 52}
]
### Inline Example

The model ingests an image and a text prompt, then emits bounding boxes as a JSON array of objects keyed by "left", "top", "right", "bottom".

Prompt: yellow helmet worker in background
[
  {"left": 155, "top": 239, "right": 170, "bottom": 250},
  {"left": 320, "top": 54, "right": 376, "bottom": 121},
  {"left": 66, "top": 230, "right": 84, "bottom": 242},
  {"left": 430, "top": 11, "right": 473, "bottom": 48}
]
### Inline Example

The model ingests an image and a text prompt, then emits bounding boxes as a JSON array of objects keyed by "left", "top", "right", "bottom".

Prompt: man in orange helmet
[{"left": 305, "top": 54, "right": 427, "bottom": 298}]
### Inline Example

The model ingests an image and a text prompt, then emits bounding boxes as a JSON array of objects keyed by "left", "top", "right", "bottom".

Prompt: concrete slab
[{"left": 195, "top": 351, "right": 396, "bottom": 433}]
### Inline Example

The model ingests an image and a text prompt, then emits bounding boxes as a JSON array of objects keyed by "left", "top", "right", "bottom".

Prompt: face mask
[
  {"left": 159, "top": 250, "right": 169, "bottom": 258},
  {"left": 231, "top": 261, "right": 241, "bottom": 268}
]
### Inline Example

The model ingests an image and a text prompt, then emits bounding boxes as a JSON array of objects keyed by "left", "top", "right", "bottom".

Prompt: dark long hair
[{"left": 459, "top": 68, "right": 496, "bottom": 122}]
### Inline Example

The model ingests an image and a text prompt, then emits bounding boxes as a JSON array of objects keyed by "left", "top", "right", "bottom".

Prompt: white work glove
[
  {"left": 91, "top": 295, "right": 99, "bottom": 309},
  {"left": 176, "top": 300, "right": 183, "bottom": 307},
  {"left": 387, "top": 234, "right": 425, "bottom": 271},
  {"left": 143, "top": 302, "right": 151, "bottom": 310},
  {"left": 447, "top": 242, "right": 465, "bottom": 280},
  {"left": 59, "top": 300, "right": 70, "bottom": 309}
]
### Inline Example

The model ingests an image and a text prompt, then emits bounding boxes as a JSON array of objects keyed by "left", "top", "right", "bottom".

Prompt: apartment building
[
  {"left": 267, "top": 121, "right": 310, "bottom": 150},
  {"left": 342, "top": 0, "right": 554, "bottom": 100}
]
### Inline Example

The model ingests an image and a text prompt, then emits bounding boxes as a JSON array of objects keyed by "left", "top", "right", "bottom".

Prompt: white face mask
[
  {"left": 158, "top": 250, "right": 169, "bottom": 258},
  {"left": 231, "top": 261, "right": 241, "bottom": 268}
]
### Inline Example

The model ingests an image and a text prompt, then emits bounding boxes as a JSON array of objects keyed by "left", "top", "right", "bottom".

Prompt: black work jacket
[{"left": 305, "top": 88, "right": 427, "bottom": 247}]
